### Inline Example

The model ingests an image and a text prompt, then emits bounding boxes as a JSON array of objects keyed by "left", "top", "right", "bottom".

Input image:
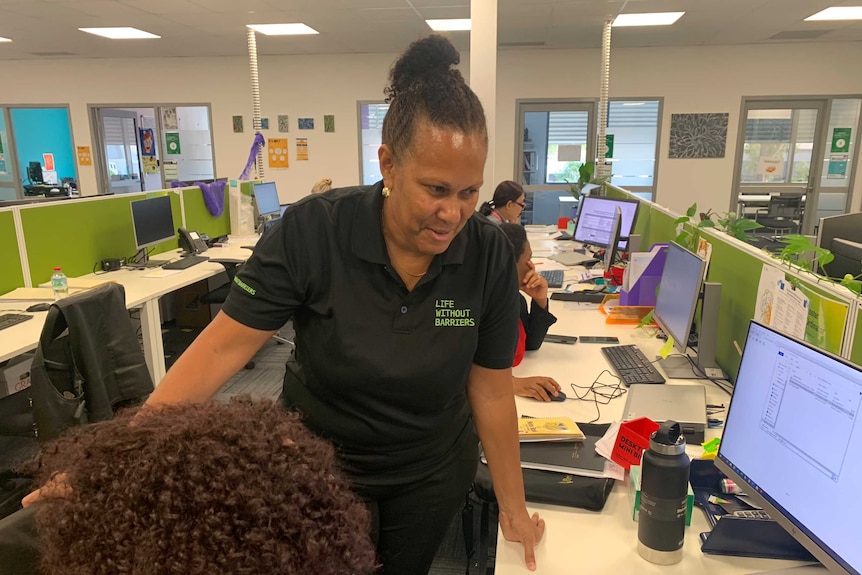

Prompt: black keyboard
[
  {"left": 0, "top": 313, "right": 33, "bottom": 331},
  {"left": 601, "top": 344, "right": 666, "bottom": 385},
  {"left": 539, "top": 269, "right": 564, "bottom": 288},
  {"left": 163, "top": 255, "right": 209, "bottom": 270}
]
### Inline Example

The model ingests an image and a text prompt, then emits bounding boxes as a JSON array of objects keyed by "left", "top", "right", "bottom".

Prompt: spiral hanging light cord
[
  {"left": 247, "top": 27, "right": 264, "bottom": 180},
  {"left": 596, "top": 19, "right": 613, "bottom": 181}
]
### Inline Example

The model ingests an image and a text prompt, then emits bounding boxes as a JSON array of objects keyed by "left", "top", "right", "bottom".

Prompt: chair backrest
[{"left": 767, "top": 195, "right": 803, "bottom": 219}]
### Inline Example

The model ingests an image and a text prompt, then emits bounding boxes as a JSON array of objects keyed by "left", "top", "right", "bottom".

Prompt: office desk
[
  {"left": 0, "top": 305, "right": 48, "bottom": 364},
  {"left": 493, "top": 305, "right": 807, "bottom": 574}
]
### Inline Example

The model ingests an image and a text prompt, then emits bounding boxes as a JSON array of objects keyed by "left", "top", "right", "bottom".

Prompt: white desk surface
[
  {"left": 0, "top": 304, "right": 48, "bottom": 364},
  {"left": 494, "top": 304, "right": 806, "bottom": 574}
]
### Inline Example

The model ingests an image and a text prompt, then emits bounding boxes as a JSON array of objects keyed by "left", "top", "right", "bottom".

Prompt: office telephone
[{"left": 178, "top": 228, "right": 209, "bottom": 255}]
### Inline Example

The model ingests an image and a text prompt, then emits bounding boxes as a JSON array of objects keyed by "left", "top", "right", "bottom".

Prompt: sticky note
[{"left": 659, "top": 336, "right": 674, "bottom": 359}]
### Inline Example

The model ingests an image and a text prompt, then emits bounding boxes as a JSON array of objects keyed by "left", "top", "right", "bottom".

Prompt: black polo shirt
[{"left": 222, "top": 182, "right": 519, "bottom": 484}]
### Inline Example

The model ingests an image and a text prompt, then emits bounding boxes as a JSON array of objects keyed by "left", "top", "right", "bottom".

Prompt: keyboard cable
[{"left": 569, "top": 370, "right": 627, "bottom": 424}]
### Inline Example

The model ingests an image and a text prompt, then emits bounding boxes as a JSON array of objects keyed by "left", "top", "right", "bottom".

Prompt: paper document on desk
[
  {"left": 0, "top": 287, "right": 56, "bottom": 301},
  {"left": 755, "top": 265, "right": 808, "bottom": 340},
  {"left": 141, "top": 269, "right": 184, "bottom": 279}
]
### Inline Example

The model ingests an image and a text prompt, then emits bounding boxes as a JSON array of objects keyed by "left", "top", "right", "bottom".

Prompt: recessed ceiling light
[
  {"left": 426, "top": 19, "right": 472, "bottom": 31},
  {"left": 0, "top": 37, "right": 12, "bottom": 43},
  {"left": 622, "top": 102, "right": 646, "bottom": 106},
  {"left": 246, "top": 23, "right": 318, "bottom": 35},
  {"left": 612, "top": 12, "right": 685, "bottom": 27},
  {"left": 78, "top": 27, "right": 160, "bottom": 39},
  {"left": 805, "top": 7, "right": 862, "bottom": 21}
]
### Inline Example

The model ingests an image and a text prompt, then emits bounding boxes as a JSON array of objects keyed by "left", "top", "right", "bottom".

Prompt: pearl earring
[{"left": 382, "top": 186, "right": 391, "bottom": 198}]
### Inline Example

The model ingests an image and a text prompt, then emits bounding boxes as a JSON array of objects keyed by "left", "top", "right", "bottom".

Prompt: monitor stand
[
  {"left": 658, "top": 282, "right": 727, "bottom": 380},
  {"left": 126, "top": 248, "right": 162, "bottom": 269},
  {"left": 658, "top": 354, "right": 704, "bottom": 379}
]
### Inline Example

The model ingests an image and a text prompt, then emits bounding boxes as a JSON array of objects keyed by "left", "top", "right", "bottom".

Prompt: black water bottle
[{"left": 637, "top": 420, "right": 690, "bottom": 565}]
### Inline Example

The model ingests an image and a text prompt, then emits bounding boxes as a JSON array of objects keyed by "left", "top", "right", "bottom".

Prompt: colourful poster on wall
[
  {"left": 605, "top": 134, "right": 614, "bottom": 158},
  {"left": 139, "top": 128, "right": 156, "bottom": 156},
  {"left": 42, "top": 153, "right": 55, "bottom": 171},
  {"left": 831, "top": 127, "right": 852, "bottom": 153},
  {"left": 268, "top": 138, "right": 288, "bottom": 168},
  {"left": 296, "top": 138, "right": 308, "bottom": 161},
  {"left": 827, "top": 154, "right": 849, "bottom": 179},
  {"left": 76, "top": 146, "right": 92, "bottom": 166},
  {"left": 796, "top": 282, "right": 849, "bottom": 355},
  {"left": 142, "top": 156, "right": 159, "bottom": 174},
  {"left": 165, "top": 132, "right": 181, "bottom": 155}
]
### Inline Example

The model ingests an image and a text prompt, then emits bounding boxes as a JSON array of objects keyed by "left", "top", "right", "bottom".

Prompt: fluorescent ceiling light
[
  {"left": 246, "top": 23, "right": 318, "bottom": 35},
  {"left": 622, "top": 102, "right": 645, "bottom": 106},
  {"left": 612, "top": 12, "right": 685, "bottom": 27},
  {"left": 805, "top": 7, "right": 862, "bottom": 21},
  {"left": 78, "top": 27, "right": 160, "bottom": 39},
  {"left": 426, "top": 19, "right": 471, "bottom": 31},
  {"left": 0, "top": 37, "right": 12, "bottom": 43}
]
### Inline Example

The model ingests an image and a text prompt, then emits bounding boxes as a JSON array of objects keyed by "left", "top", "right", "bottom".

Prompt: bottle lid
[
  {"left": 649, "top": 420, "right": 686, "bottom": 455},
  {"left": 54, "top": 267, "right": 61, "bottom": 271}
]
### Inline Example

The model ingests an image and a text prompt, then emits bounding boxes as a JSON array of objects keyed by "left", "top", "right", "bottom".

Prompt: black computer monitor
[
  {"left": 654, "top": 242, "right": 707, "bottom": 354},
  {"left": 717, "top": 321, "right": 862, "bottom": 575},
  {"left": 130, "top": 195, "right": 176, "bottom": 251},
  {"left": 253, "top": 182, "right": 281, "bottom": 217},
  {"left": 603, "top": 206, "right": 622, "bottom": 271},
  {"left": 574, "top": 196, "right": 639, "bottom": 250},
  {"left": 27, "top": 161, "right": 43, "bottom": 184}
]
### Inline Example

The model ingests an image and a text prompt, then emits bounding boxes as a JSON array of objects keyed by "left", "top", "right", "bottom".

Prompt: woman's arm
[
  {"left": 146, "top": 311, "right": 276, "bottom": 407},
  {"left": 468, "top": 363, "right": 545, "bottom": 571}
]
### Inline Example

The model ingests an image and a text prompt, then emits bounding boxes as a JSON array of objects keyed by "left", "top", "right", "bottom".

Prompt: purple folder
[{"left": 619, "top": 244, "right": 668, "bottom": 307}]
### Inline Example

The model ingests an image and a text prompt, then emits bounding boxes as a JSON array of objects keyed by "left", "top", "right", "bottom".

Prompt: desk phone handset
[{"left": 178, "top": 228, "right": 208, "bottom": 255}]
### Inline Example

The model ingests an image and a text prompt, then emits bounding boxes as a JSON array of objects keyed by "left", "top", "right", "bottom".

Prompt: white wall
[{"left": 2, "top": 41, "right": 861, "bottom": 214}]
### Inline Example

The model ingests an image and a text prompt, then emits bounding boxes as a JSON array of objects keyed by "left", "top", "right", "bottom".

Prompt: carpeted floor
[{"left": 161, "top": 320, "right": 499, "bottom": 574}]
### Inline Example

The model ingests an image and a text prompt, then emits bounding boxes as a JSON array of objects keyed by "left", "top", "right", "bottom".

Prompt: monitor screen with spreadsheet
[
  {"left": 573, "top": 196, "right": 639, "bottom": 250},
  {"left": 717, "top": 321, "right": 862, "bottom": 575}
]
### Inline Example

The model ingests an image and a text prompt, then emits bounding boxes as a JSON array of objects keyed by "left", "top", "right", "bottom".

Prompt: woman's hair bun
[{"left": 388, "top": 35, "right": 460, "bottom": 97}]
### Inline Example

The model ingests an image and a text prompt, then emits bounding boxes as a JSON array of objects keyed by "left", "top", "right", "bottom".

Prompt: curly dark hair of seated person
[
  {"left": 499, "top": 222, "right": 528, "bottom": 260},
  {"left": 382, "top": 34, "right": 487, "bottom": 160},
  {"left": 32, "top": 398, "right": 379, "bottom": 575},
  {"left": 479, "top": 180, "right": 525, "bottom": 216}
]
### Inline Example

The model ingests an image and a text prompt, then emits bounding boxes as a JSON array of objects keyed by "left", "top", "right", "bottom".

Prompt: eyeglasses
[{"left": 514, "top": 200, "right": 526, "bottom": 210}]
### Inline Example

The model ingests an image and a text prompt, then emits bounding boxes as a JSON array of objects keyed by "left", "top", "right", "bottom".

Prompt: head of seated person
[
  {"left": 499, "top": 222, "right": 534, "bottom": 286},
  {"left": 31, "top": 398, "right": 378, "bottom": 575},
  {"left": 478, "top": 180, "right": 526, "bottom": 224}
]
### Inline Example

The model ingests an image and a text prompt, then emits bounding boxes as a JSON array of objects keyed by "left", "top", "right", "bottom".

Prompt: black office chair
[
  {"left": 0, "top": 283, "right": 153, "bottom": 521},
  {"left": 756, "top": 194, "right": 803, "bottom": 239}
]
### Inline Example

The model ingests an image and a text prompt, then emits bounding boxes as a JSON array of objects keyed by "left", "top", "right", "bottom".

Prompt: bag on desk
[{"left": 475, "top": 423, "right": 615, "bottom": 511}]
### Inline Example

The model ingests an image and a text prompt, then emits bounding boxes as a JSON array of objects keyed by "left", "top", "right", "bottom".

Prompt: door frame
[
  {"left": 95, "top": 108, "right": 143, "bottom": 195},
  {"left": 87, "top": 102, "right": 217, "bottom": 195},
  {"left": 731, "top": 95, "right": 862, "bottom": 235},
  {"left": 0, "top": 107, "right": 23, "bottom": 200}
]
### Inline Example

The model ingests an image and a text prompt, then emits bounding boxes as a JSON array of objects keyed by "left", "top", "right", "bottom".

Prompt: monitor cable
[{"left": 569, "top": 370, "right": 627, "bottom": 423}]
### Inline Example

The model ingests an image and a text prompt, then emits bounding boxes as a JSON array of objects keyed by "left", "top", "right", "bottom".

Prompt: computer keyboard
[
  {"left": 601, "top": 344, "right": 666, "bottom": 385},
  {"left": 163, "top": 255, "right": 209, "bottom": 270},
  {"left": 0, "top": 313, "right": 33, "bottom": 331},
  {"left": 539, "top": 269, "right": 564, "bottom": 288}
]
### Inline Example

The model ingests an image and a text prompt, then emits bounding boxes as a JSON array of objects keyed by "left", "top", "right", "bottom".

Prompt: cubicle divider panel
[
  {"left": 849, "top": 303, "right": 862, "bottom": 366},
  {"left": 181, "top": 186, "right": 230, "bottom": 240},
  {"left": 0, "top": 210, "right": 25, "bottom": 294},
  {"left": 21, "top": 192, "right": 182, "bottom": 285}
]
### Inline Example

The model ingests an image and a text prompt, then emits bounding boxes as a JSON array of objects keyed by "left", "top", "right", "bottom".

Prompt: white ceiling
[{"left": 0, "top": 0, "right": 860, "bottom": 60}]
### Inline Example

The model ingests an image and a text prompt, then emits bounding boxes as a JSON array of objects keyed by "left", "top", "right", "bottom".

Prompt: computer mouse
[
  {"left": 549, "top": 391, "right": 567, "bottom": 402},
  {"left": 26, "top": 303, "right": 51, "bottom": 312}
]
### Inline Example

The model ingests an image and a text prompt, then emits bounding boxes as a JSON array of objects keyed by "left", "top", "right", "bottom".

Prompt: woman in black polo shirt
[
  {"left": 133, "top": 37, "right": 543, "bottom": 574},
  {"left": 499, "top": 223, "right": 563, "bottom": 402}
]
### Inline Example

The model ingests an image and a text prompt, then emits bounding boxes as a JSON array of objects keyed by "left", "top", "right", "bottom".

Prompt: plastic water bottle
[
  {"left": 51, "top": 267, "right": 68, "bottom": 300},
  {"left": 637, "top": 420, "right": 690, "bottom": 565}
]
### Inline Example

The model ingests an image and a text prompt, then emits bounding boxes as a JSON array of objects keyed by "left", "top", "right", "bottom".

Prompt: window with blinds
[{"left": 103, "top": 115, "right": 140, "bottom": 179}]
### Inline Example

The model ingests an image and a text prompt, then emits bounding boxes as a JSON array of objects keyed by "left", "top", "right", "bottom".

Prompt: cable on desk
[{"left": 569, "top": 370, "right": 627, "bottom": 424}]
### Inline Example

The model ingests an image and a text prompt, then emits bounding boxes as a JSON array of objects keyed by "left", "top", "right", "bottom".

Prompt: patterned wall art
[
  {"left": 278, "top": 115, "right": 290, "bottom": 132},
  {"left": 668, "top": 113, "right": 729, "bottom": 159},
  {"left": 324, "top": 115, "right": 335, "bottom": 133},
  {"left": 298, "top": 117, "right": 314, "bottom": 130}
]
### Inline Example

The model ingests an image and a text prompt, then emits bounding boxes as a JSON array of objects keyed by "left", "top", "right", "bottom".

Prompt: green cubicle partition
[
  {"left": 20, "top": 192, "right": 182, "bottom": 286},
  {"left": 850, "top": 303, "right": 862, "bottom": 365},
  {"left": 0, "top": 210, "right": 25, "bottom": 295},
  {"left": 181, "top": 186, "right": 231, "bottom": 240}
]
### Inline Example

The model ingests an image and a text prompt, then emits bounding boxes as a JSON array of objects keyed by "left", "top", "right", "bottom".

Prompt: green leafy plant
[
  {"left": 777, "top": 235, "right": 861, "bottom": 294},
  {"left": 674, "top": 203, "right": 763, "bottom": 251},
  {"left": 567, "top": 161, "right": 608, "bottom": 197}
]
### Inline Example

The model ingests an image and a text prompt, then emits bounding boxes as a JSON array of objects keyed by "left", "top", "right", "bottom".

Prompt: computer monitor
[
  {"left": 603, "top": 206, "right": 622, "bottom": 270},
  {"left": 253, "top": 182, "right": 281, "bottom": 217},
  {"left": 815, "top": 212, "right": 862, "bottom": 278},
  {"left": 653, "top": 242, "right": 723, "bottom": 379},
  {"left": 717, "top": 321, "right": 862, "bottom": 575},
  {"left": 573, "top": 196, "right": 639, "bottom": 250},
  {"left": 130, "top": 196, "right": 176, "bottom": 267},
  {"left": 279, "top": 204, "right": 291, "bottom": 217},
  {"left": 27, "top": 161, "right": 43, "bottom": 184}
]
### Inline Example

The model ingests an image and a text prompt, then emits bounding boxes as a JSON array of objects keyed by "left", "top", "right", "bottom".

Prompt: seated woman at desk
[
  {"left": 500, "top": 223, "right": 562, "bottom": 402},
  {"left": 478, "top": 181, "right": 526, "bottom": 224},
  {"left": 26, "top": 399, "right": 377, "bottom": 575}
]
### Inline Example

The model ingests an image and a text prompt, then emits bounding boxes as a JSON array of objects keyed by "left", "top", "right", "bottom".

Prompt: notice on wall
[
  {"left": 827, "top": 154, "right": 849, "bottom": 179},
  {"left": 163, "top": 160, "right": 179, "bottom": 182},
  {"left": 76, "top": 146, "right": 92, "bottom": 166},
  {"left": 0, "top": 155, "right": 5, "bottom": 174},
  {"left": 162, "top": 107, "right": 178, "bottom": 130},
  {"left": 755, "top": 265, "right": 808, "bottom": 340},
  {"left": 558, "top": 145, "right": 581, "bottom": 162},
  {"left": 268, "top": 138, "right": 289, "bottom": 168},
  {"left": 42, "top": 153, "right": 55, "bottom": 171},
  {"left": 165, "top": 133, "right": 181, "bottom": 155},
  {"left": 757, "top": 157, "right": 784, "bottom": 178},
  {"left": 142, "top": 156, "right": 159, "bottom": 174},
  {"left": 296, "top": 138, "right": 309, "bottom": 161},
  {"left": 831, "top": 127, "right": 852, "bottom": 153}
]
